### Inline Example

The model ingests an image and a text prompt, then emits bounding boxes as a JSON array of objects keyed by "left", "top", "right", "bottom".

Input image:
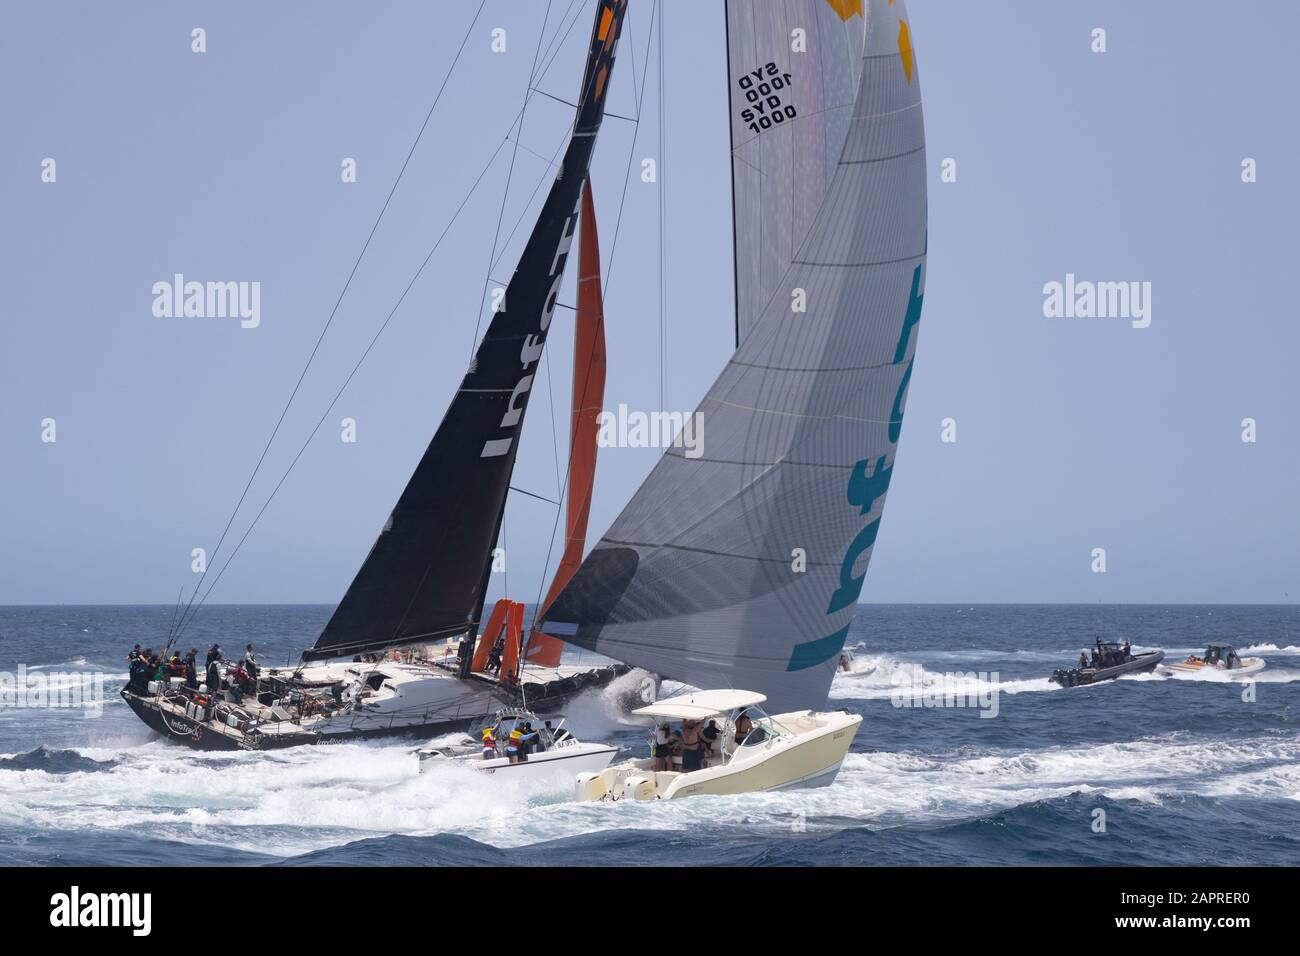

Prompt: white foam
[
  {"left": 830, "top": 655, "right": 1060, "bottom": 700},
  {"left": 10, "top": 720, "right": 1296, "bottom": 856},
  {"left": 554, "top": 669, "right": 658, "bottom": 739}
]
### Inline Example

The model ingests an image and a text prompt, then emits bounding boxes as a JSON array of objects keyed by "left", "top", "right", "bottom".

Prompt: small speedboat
[
  {"left": 1050, "top": 640, "right": 1164, "bottom": 687},
  {"left": 417, "top": 710, "right": 619, "bottom": 786},
  {"left": 575, "top": 689, "right": 860, "bottom": 802},
  {"left": 1163, "top": 643, "right": 1264, "bottom": 678},
  {"left": 836, "top": 645, "right": 877, "bottom": 677}
]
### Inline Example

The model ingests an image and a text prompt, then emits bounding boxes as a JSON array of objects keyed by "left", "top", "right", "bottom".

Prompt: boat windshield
[{"left": 732, "top": 707, "right": 786, "bottom": 750}]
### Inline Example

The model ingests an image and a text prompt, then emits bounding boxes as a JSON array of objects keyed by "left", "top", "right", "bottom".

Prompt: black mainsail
[
  {"left": 306, "top": 0, "right": 628, "bottom": 662},
  {"left": 538, "top": 0, "right": 927, "bottom": 712}
]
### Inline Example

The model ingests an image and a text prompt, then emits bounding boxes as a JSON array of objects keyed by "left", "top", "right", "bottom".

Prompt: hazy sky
[{"left": 2, "top": 0, "right": 1297, "bottom": 607}]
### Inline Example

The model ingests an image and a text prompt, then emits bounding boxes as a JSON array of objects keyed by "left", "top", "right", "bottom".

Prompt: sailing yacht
[
  {"left": 121, "top": 0, "right": 638, "bottom": 751},
  {"left": 537, "top": 0, "right": 929, "bottom": 737}
]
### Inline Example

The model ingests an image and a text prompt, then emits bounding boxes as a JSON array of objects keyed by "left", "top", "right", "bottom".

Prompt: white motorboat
[
  {"left": 417, "top": 710, "right": 619, "bottom": 786},
  {"left": 836, "top": 645, "right": 876, "bottom": 676},
  {"left": 576, "top": 690, "right": 860, "bottom": 802},
  {"left": 1163, "top": 643, "right": 1265, "bottom": 678}
]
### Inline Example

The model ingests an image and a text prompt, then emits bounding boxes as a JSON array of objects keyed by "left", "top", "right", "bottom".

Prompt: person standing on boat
[
  {"left": 183, "top": 649, "right": 198, "bottom": 689},
  {"left": 486, "top": 638, "right": 504, "bottom": 675},
  {"left": 127, "top": 650, "right": 149, "bottom": 693},
  {"left": 680, "top": 719, "right": 704, "bottom": 772},
  {"left": 700, "top": 719, "right": 721, "bottom": 767},
  {"left": 519, "top": 722, "right": 538, "bottom": 759},
  {"left": 653, "top": 722, "right": 677, "bottom": 771},
  {"left": 505, "top": 723, "right": 525, "bottom": 763},
  {"left": 481, "top": 725, "right": 496, "bottom": 760},
  {"left": 243, "top": 644, "right": 258, "bottom": 680}
]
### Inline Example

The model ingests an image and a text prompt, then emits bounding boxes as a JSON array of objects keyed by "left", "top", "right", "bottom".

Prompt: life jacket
[
  {"left": 481, "top": 730, "right": 496, "bottom": 751},
  {"left": 505, "top": 729, "right": 523, "bottom": 752}
]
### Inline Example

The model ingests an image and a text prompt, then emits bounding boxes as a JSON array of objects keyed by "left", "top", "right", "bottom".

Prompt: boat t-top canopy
[
  {"left": 633, "top": 690, "right": 766, "bottom": 721},
  {"left": 1205, "top": 643, "right": 1237, "bottom": 652}
]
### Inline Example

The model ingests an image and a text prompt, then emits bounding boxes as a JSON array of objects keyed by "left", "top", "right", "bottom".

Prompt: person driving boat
[{"left": 734, "top": 710, "right": 754, "bottom": 746}]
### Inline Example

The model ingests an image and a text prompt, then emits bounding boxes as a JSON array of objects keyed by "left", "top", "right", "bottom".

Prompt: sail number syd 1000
[{"left": 738, "top": 63, "right": 796, "bottom": 133}]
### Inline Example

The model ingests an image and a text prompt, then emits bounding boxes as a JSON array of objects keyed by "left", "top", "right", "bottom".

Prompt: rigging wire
[
  {"left": 509, "top": 486, "right": 561, "bottom": 506},
  {"left": 524, "top": 0, "right": 659, "bottom": 656},
  {"left": 163, "top": 587, "right": 184, "bottom": 643},
  {"left": 173, "top": 138, "right": 511, "bottom": 639},
  {"left": 543, "top": 348, "right": 563, "bottom": 502},
  {"left": 172, "top": 2, "right": 587, "bottom": 638},
  {"left": 175, "top": 1, "right": 635, "bottom": 666},
  {"left": 169, "top": 0, "right": 488, "bottom": 644},
  {"left": 485, "top": 0, "right": 590, "bottom": 281},
  {"left": 468, "top": 0, "right": 557, "bottom": 359}
]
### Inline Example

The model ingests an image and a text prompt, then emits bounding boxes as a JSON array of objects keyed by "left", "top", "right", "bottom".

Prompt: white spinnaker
[
  {"left": 541, "top": 0, "right": 926, "bottom": 712},
  {"left": 728, "top": 0, "right": 866, "bottom": 346}
]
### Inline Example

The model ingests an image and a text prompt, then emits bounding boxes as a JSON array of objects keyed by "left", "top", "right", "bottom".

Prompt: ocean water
[{"left": 1, "top": 604, "right": 1298, "bottom": 867}]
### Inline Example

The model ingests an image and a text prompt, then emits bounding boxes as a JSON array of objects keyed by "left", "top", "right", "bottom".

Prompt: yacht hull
[
  {"left": 122, "top": 690, "right": 260, "bottom": 751},
  {"left": 122, "top": 688, "right": 478, "bottom": 751},
  {"left": 122, "top": 662, "right": 632, "bottom": 752}
]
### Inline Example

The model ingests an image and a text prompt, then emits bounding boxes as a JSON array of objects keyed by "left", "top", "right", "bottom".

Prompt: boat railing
[{"left": 339, "top": 695, "right": 492, "bottom": 734}]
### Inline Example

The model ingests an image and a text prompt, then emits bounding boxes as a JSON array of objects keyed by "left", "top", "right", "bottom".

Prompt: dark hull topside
[
  {"left": 122, "top": 665, "right": 632, "bottom": 752},
  {"left": 1051, "top": 650, "right": 1165, "bottom": 687}
]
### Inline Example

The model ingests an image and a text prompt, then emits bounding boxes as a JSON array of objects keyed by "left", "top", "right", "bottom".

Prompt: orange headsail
[{"left": 528, "top": 177, "right": 606, "bottom": 667}]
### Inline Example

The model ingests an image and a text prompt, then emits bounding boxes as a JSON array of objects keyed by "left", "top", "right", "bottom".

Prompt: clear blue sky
[{"left": 1, "top": 0, "right": 1296, "bottom": 605}]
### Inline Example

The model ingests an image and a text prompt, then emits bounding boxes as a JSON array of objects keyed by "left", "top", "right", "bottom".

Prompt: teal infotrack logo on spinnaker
[{"left": 787, "top": 263, "right": 923, "bottom": 672}]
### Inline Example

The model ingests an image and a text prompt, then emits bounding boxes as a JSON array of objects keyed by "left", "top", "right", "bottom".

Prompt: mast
[{"left": 305, "top": 0, "right": 629, "bottom": 663}]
